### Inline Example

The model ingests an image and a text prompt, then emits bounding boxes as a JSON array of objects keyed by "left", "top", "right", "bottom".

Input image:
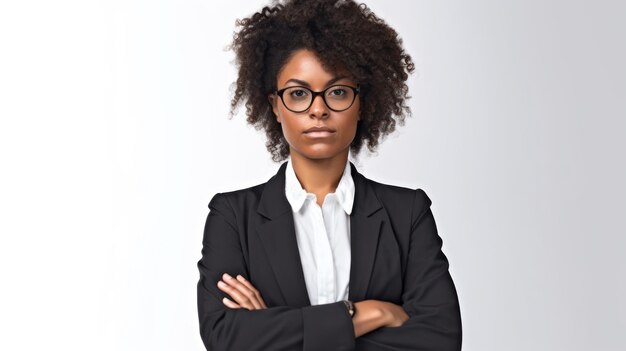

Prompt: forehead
[{"left": 276, "top": 49, "right": 352, "bottom": 86}]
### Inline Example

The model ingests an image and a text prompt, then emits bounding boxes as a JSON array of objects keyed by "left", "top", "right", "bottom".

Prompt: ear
[{"left": 268, "top": 94, "right": 281, "bottom": 123}]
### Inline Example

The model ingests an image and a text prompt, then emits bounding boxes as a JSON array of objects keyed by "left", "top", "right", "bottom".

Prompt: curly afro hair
[{"left": 229, "top": 0, "right": 415, "bottom": 162}]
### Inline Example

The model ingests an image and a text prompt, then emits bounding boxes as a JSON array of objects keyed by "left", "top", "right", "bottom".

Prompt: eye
[
  {"left": 289, "top": 89, "right": 309, "bottom": 98},
  {"left": 328, "top": 88, "right": 347, "bottom": 96}
]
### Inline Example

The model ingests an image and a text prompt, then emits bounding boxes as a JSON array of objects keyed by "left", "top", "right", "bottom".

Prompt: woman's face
[{"left": 269, "top": 49, "right": 360, "bottom": 162}]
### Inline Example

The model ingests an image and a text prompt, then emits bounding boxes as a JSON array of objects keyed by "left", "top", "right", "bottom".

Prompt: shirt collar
[{"left": 284, "top": 157, "right": 355, "bottom": 215}]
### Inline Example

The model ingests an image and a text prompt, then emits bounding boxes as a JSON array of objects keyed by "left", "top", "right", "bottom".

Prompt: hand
[
  {"left": 352, "top": 300, "right": 409, "bottom": 337},
  {"left": 217, "top": 273, "right": 267, "bottom": 310},
  {"left": 378, "top": 301, "right": 409, "bottom": 327}
]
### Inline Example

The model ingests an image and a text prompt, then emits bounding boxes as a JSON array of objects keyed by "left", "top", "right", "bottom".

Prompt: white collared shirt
[{"left": 284, "top": 157, "right": 355, "bottom": 306}]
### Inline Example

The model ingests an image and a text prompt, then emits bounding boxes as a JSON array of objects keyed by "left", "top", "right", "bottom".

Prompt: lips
[
  {"left": 304, "top": 126, "right": 335, "bottom": 133},
  {"left": 303, "top": 126, "right": 336, "bottom": 138}
]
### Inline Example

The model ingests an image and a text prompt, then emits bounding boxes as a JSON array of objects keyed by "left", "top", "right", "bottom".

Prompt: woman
[{"left": 197, "top": 1, "right": 462, "bottom": 350}]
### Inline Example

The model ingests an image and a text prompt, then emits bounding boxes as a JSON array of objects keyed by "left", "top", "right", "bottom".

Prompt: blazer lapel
[
  {"left": 256, "top": 161, "right": 311, "bottom": 307},
  {"left": 348, "top": 162, "right": 384, "bottom": 301},
  {"left": 255, "top": 160, "right": 384, "bottom": 306}
]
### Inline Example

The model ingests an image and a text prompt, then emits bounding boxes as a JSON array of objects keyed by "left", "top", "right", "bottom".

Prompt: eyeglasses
[{"left": 274, "top": 84, "right": 360, "bottom": 113}]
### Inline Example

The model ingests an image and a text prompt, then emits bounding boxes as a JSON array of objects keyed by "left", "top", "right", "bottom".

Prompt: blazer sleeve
[
  {"left": 197, "top": 193, "right": 356, "bottom": 351},
  {"left": 355, "top": 189, "right": 462, "bottom": 351}
]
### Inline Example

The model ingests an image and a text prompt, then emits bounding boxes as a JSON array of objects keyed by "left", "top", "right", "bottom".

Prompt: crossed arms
[{"left": 197, "top": 190, "right": 462, "bottom": 350}]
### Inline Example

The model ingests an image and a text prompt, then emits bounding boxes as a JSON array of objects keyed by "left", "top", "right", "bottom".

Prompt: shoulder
[
  {"left": 360, "top": 174, "right": 433, "bottom": 224},
  {"left": 208, "top": 182, "right": 266, "bottom": 211},
  {"left": 208, "top": 162, "right": 289, "bottom": 211}
]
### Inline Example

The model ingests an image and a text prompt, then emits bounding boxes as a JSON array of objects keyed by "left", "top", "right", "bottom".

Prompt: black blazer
[{"left": 197, "top": 161, "right": 462, "bottom": 350}]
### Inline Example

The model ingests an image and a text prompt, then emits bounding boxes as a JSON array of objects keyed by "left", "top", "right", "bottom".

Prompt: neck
[{"left": 289, "top": 150, "right": 349, "bottom": 196}]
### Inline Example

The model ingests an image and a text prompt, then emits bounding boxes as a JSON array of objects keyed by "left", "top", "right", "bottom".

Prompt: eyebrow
[{"left": 284, "top": 76, "right": 348, "bottom": 88}]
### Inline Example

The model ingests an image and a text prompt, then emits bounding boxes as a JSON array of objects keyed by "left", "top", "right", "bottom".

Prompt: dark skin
[{"left": 217, "top": 49, "right": 409, "bottom": 338}]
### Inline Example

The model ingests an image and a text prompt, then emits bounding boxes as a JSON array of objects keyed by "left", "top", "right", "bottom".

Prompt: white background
[{"left": 1, "top": 0, "right": 625, "bottom": 350}]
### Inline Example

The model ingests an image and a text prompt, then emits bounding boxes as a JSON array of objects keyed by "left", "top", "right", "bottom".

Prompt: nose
[{"left": 308, "top": 95, "right": 329, "bottom": 119}]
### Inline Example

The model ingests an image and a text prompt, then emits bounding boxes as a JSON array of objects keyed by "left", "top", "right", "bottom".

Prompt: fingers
[
  {"left": 235, "top": 274, "right": 267, "bottom": 308},
  {"left": 218, "top": 278, "right": 255, "bottom": 309},
  {"left": 218, "top": 273, "right": 264, "bottom": 310},
  {"left": 222, "top": 297, "right": 241, "bottom": 309},
  {"left": 217, "top": 273, "right": 267, "bottom": 310},
  {"left": 383, "top": 301, "right": 409, "bottom": 327}
]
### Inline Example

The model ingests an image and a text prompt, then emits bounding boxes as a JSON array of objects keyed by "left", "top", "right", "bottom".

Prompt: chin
[{"left": 292, "top": 145, "right": 346, "bottom": 160}]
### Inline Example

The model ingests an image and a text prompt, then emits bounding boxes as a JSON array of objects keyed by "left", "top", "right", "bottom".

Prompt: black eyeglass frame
[{"left": 274, "top": 84, "right": 360, "bottom": 113}]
